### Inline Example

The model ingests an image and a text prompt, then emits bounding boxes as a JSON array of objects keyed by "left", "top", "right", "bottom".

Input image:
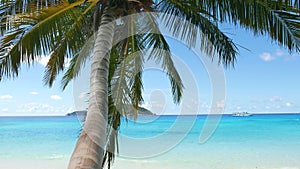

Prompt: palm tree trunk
[{"left": 68, "top": 13, "right": 115, "bottom": 169}]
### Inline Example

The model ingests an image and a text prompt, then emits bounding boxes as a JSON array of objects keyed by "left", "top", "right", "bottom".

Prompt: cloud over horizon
[
  {"left": 0, "top": 94, "right": 13, "bottom": 100},
  {"left": 16, "top": 102, "right": 68, "bottom": 114},
  {"left": 50, "top": 95, "right": 62, "bottom": 100},
  {"left": 30, "top": 92, "right": 39, "bottom": 95}
]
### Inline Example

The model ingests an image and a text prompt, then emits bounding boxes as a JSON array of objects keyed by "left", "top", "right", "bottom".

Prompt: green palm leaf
[
  {"left": 43, "top": 0, "right": 98, "bottom": 86},
  {"left": 136, "top": 12, "right": 184, "bottom": 103},
  {"left": 200, "top": 0, "right": 300, "bottom": 51},
  {"left": 0, "top": 0, "right": 96, "bottom": 81},
  {"left": 61, "top": 35, "right": 94, "bottom": 89},
  {"left": 157, "top": 0, "right": 238, "bottom": 67},
  {"left": 158, "top": 0, "right": 300, "bottom": 67}
]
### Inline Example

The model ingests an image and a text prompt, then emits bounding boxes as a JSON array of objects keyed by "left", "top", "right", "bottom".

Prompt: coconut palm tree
[
  {"left": 1, "top": 0, "right": 300, "bottom": 169},
  {"left": 1, "top": 1, "right": 184, "bottom": 168}
]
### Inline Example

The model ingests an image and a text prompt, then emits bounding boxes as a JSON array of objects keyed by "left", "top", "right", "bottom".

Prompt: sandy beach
[
  {"left": 1, "top": 158, "right": 300, "bottom": 169},
  {"left": 0, "top": 158, "right": 69, "bottom": 169}
]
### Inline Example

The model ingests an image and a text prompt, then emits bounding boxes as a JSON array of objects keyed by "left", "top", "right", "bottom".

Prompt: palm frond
[
  {"left": 0, "top": 0, "right": 65, "bottom": 40},
  {"left": 103, "top": 47, "right": 123, "bottom": 167},
  {"left": 110, "top": 41, "right": 136, "bottom": 117},
  {"left": 194, "top": 0, "right": 300, "bottom": 52},
  {"left": 0, "top": 0, "right": 63, "bottom": 20},
  {"left": 60, "top": 35, "right": 94, "bottom": 90},
  {"left": 136, "top": 12, "right": 184, "bottom": 103},
  {"left": 228, "top": 0, "right": 300, "bottom": 52},
  {"left": 102, "top": 41, "right": 124, "bottom": 169},
  {"left": 157, "top": 0, "right": 239, "bottom": 67},
  {"left": 294, "top": 0, "right": 300, "bottom": 10},
  {"left": 0, "top": 0, "right": 96, "bottom": 81},
  {"left": 43, "top": 0, "right": 98, "bottom": 86},
  {"left": 102, "top": 94, "right": 120, "bottom": 169},
  {"left": 128, "top": 15, "right": 144, "bottom": 119},
  {"left": 267, "top": 10, "right": 300, "bottom": 51},
  {"left": 157, "top": 0, "right": 300, "bottom": 64}
]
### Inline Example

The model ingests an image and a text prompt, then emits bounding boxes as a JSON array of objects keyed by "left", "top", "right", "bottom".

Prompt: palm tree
[{"left": 1, "top": 0, "right": 300, "bottom": 169}]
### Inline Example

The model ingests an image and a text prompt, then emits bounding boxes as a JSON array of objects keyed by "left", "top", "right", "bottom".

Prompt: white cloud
[
  {"left": 16, "top": 102, "right": 68, "bottom": 115},
  {"left": 259, "top": 50, "right": 300, "bottom": 62},
  {"left": 17, "top": 103, "right": 51, "bottom": 113},
  {"left": 275, "top": 50, "right": 285, "bottom": 57},
  {"left": 78, "top": 92, "right": 88, "bottom": 99},
  {"left": 200, "top": 102, "right": 210, "bottom": 109},
  {"left": 286, "top": 102, "right": 293, "bottom": 107},
  {"left": 151, "top": 101, "right": 165, "bottom": 109},
  {"left": 259, "top": 52, "right": 275, "bottom": 62},
  {"left": 285, "top": 53, "right": 300, "bottom": 61},
  {"left": 64, "top": 58, "right": 71, "bottom": 68},
  {"left": 0, "top": 94, "right": 13, "bottom": 100},
  {"left": 37, "top": 56, "right": 50, "bottom": 66},
  {"left": 216, "top": 100, "right": 225, "bottom": 108},
  {"left": 1, "top": 108, "right": 8, "bottom": 112},
  {"left": 50, "top": 95, "right": 62, "bottom": 100},
  {"left": 269, "top": 96, "right": 282, "bottom": 102},
  {"left": 191, "top": 98, "right": 199, "bottom": 105},
  {"left": 140, "top": 102, "right": 150, "bottom": 109},
  {"left": 30, "top": 92, "right": 39, "bottom": 95},
  {"left": 37, "top": 56, "right": 71, "bottom": 67}
]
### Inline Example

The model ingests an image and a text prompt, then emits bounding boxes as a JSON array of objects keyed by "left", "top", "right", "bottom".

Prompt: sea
[{"left": 1, "top": 114, "right": 300, "bottom": 169}]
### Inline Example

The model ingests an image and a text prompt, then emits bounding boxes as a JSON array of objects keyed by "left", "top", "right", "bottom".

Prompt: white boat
[{"left": 232, "top": 112, "right": 252, "bottom": 117}]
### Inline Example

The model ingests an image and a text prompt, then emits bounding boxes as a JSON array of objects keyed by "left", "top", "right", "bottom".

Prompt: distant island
[
  {"left": 66, "top": 110, "right": 87, "bottom": 116},
  {"left": 66, "top": 106, "right": 155, "bottom": 116}
]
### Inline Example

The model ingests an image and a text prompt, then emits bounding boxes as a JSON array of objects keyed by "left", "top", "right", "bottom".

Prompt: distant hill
[
  {"left": 66, "top": 106, "right": 155, "bottom": 116},
  {"left": 66, "top": 111, "right": 87, "bottom": 116},
  {"left": 136, "top": 106, "right": 154, "bottom": 115}
]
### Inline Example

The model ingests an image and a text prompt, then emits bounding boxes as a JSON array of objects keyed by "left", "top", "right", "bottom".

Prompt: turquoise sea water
[
  {"left": 0, "top": 116, "right": 81, "bottom": 159},
  {"left": 1, "top": 114, "right": 300, "bottom": 168}
]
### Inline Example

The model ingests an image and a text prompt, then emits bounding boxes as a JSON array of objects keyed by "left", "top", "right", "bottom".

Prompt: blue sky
[{"left": 0, "top": 25, "right": 299, "bottom": 116}]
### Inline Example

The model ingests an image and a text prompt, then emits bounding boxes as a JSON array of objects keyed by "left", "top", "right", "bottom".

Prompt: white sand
[
  {"left": 0, "top": 158, "right": 68, "bottom": 169},
  {"left": 111, "top": 158, "right": 300, "bottom": 169},
  {"left": 1, "top": 158, "right": 299, "bottom": 169}
]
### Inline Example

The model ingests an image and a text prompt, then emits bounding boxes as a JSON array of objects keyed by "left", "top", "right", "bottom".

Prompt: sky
[{"left": 0, "top": 25, "right": 300, "bottom": 116}]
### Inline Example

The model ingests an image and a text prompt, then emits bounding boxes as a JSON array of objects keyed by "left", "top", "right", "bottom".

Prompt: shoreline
[
  {"left": 0, "top": 112, "right": 300, "bottom": 117},
  {"left": 1, "top": 157, "right": 299, "bottom": 169}
]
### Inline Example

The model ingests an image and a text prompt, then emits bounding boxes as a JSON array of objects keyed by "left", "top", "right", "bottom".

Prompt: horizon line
[{"left": 1, "top": 112, "right": 300, "bottom": 117}]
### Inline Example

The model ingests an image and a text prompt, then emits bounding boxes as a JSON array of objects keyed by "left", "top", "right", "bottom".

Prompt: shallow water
[{"left": 1, "top": 114, "right": 300, "bottom": 169}]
